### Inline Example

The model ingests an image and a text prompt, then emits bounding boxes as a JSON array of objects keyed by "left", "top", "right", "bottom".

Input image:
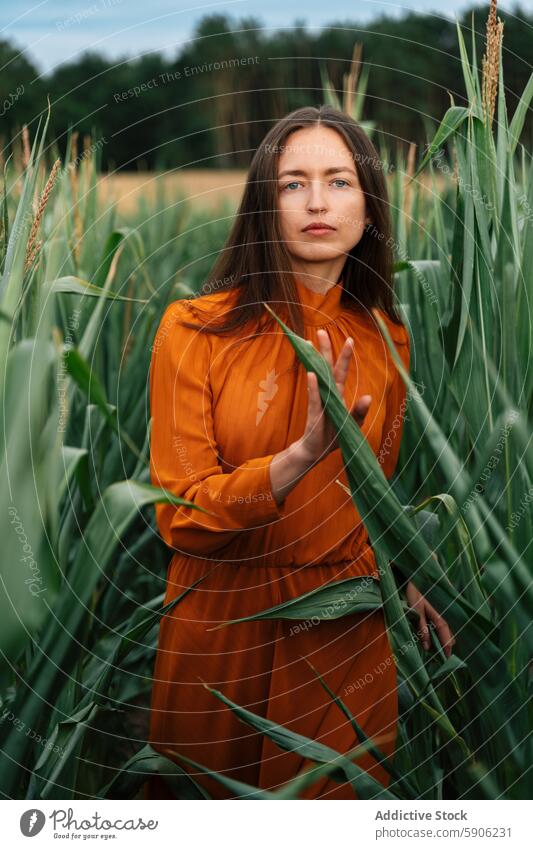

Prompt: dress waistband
[{"left": 171, "top": 552, "right": 379, "bottom": 575}]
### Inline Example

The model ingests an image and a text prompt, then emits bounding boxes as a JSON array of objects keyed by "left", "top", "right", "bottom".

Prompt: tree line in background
[{"left": 1, "top": 3, "right": 532, "bottom": 171}]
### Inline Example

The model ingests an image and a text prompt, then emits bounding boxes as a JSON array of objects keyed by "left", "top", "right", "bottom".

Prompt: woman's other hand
[{"left": 405, "top": 580, "right": 456, "bottom": 658}]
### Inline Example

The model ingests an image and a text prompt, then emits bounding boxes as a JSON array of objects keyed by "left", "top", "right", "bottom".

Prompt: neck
[{"left": 289, "top": 260, "right": 345, "bottom": 294}]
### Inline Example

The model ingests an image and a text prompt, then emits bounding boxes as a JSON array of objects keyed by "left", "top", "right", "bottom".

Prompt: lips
[{"left": 303, "top": 223, "right": 336, "bottom": 232}]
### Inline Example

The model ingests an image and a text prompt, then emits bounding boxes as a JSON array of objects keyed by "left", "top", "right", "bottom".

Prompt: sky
[{"left": 1, "top": 0, "right": 531, "bottom": 76}]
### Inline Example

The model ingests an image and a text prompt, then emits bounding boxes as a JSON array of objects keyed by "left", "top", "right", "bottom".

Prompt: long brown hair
[{"left": 179, "top": 104, "right": 402, "bottom": 338}]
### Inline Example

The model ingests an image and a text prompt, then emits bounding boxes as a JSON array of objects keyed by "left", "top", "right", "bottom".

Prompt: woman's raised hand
[{"left": 298, "top": 328, "right": 372, "bottom": 469}]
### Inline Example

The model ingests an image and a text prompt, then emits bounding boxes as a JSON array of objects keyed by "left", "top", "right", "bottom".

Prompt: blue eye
[{"left": 280, "top": 178, "right": 350, "bottom": 191}]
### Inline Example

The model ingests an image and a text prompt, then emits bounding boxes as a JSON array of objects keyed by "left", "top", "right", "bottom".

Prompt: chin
[{"left": 290, "top": 246, "right": 342, "bottom": 262}]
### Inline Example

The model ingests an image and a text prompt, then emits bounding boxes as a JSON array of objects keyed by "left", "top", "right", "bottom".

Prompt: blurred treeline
[{"left": 1, "top": 4, "right": 532, "bottom": 171}]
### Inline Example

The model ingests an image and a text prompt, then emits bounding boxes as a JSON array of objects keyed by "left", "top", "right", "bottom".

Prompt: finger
[
  {"left": 333, "top": 337, "right": 354, "bottom": 394},
  {"left": 316, "top": 328, "right": 334, "bottom": 369},
  {"left": 307, "top": 372, "right": 321, "bottom": 416},
  {"left": 350, "top": 394, "right": 372, "bottom": 425},
  {"left": 307, "top": 371, "right": 328, "bottom": 429},
  {"left": 431, "top": 614, "right": 455, "bottom": 658},
  {"left": 316, "top": 330, "right": 351, "bottom": 412},
  {"left": 418, "top": 610, "right": 430, "bottom": 651}
]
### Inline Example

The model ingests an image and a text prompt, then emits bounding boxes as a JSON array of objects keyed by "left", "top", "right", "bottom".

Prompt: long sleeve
[
  {"left": 149, "top": 300, "right": 286, "bottom": 557},
  {"left": 377, "top": 324, "right": 411, "bottom": 480}
]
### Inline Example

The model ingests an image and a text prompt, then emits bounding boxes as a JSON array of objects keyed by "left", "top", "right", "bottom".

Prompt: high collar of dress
[{"left": 293, "top": 275, "right": 344, "bottom": 327}]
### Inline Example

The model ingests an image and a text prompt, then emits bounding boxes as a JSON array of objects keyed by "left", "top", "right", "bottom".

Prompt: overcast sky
[{"left": 1, "top": 0, "right": 531, "bottom": 75}]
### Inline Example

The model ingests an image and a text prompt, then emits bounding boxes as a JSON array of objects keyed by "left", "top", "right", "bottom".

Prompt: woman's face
[{"left": 276, "top": 125, "right": 370, "bottom": 268}]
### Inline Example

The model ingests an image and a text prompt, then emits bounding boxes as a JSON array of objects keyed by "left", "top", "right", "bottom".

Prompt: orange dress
[{"left": 145, "top": 276, "right": 410, "bottom": 800}]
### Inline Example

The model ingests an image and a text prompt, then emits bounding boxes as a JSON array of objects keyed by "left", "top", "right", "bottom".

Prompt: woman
[{"left": 145, "top": 105, "right": 454, "bottom": 800}]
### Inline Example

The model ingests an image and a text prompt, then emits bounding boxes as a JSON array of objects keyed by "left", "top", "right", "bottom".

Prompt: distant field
[
  {"left": 97, "top": 169, "right": 443, "bottom": 215},
  {"left": 97, "top": 169, "right": 248, "bottom": 214}
]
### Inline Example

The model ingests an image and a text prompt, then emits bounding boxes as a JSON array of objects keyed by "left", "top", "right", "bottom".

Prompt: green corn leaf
[
  {"left": 206, "top": 576, "right": 388, "bottom": 630},
  {"left": 509, "top": 71, "right": 533, "bottom": 156},
  {"left": 200, "top": 682, "right": 399, "bottom": 799},
  {"left": 99, "top": 744, "right": 210, "bottom": 800},
  {"left": 412, "top": 107, "right": 470, "bottom": 181},
  {"left": 50, "top": 276, "right": 148, "bottom": 303}
]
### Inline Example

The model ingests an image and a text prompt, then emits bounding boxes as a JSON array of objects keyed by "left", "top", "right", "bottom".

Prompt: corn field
[{"left": 0, "top": 7, "right": 532, "bottom": 800}]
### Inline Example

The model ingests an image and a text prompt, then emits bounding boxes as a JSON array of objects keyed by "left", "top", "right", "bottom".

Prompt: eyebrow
[{"left": 278, "top": 166, "right": 358, "bottom": 178}]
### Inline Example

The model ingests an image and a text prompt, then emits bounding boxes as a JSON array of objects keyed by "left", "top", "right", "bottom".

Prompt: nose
[{"left": 306, "top": 179, "right": 328, "bottom": 214}]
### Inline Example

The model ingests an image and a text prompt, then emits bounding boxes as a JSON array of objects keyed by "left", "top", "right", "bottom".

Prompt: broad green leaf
[
  {"left": 99, "top": 744, "right": 210, "bottom": 800},
  {"left": 201, "top": 683, "right": 399, "bottom": 799},
  {"left": 412, "top": 107, "right": 470, "bottom": 180},
  {"left": 50, "top": 276, "right": 148, "bottom": 303},
  {"left": 207, "top": 576, "right": 388, "bottom": 630}
]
